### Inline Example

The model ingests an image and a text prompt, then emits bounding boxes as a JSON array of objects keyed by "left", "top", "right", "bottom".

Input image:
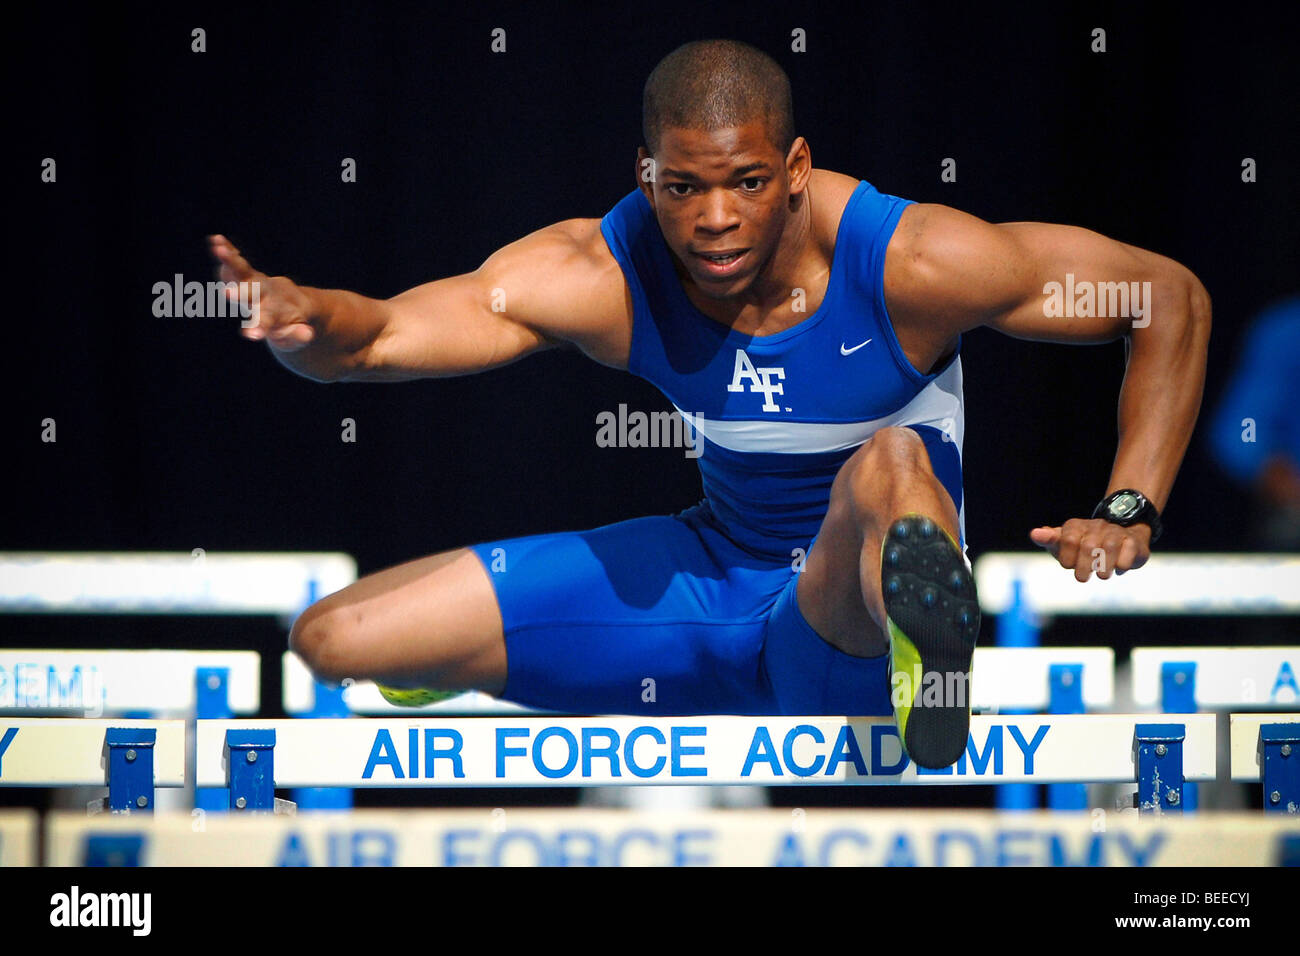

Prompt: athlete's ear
[
  {"left": 785, "top": 137, "right": 812, "bottom": 195},
  {"left": 636, "top": 147, "right": 657, "bottom": 207}
]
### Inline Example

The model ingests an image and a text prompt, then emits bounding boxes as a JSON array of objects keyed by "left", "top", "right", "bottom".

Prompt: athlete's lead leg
[{"left": 798, "top": 426, "right": 980, "bottom": 768}]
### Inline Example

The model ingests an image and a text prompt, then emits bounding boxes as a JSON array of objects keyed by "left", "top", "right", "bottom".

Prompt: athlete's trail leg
[{"left": 288, "top": 548, "right": 507, "bottom": 697}]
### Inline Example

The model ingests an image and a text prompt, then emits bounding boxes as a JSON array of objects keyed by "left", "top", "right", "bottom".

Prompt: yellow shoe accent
[
  {"left": 887, "top": 618, "right": 924, "bottom": 743},
  {"left": 375, "top": 684, "right": 463, "bottom": 707}
]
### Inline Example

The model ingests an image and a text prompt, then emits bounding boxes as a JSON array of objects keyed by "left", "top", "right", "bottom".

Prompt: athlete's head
[{"left": 639, "top": 39, "right": 810, "bottom": 300}]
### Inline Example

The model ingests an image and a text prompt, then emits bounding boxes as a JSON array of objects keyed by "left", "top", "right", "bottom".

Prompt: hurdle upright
[{"left": 1230, "top": 713, "right": 1300, "bottom": 813}]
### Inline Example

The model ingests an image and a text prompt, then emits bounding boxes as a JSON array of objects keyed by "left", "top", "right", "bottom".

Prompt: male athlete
[{"left": 209, "top": 40, "right": 1210, "bottom": 769}]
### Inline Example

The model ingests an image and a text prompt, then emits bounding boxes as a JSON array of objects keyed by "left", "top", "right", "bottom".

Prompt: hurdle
[
  {"left": 195, "top": 714, "right": 1212, "bottom": 815},
  {"left": 0, "top": 809, "right": 38, "bottom": 866},
  {"left": 975, "top": 552, "right": 1300, "bottom": 616},
  {"left": 0, "top": 551, "right": 357, "bottom": 616},
  {"left": 40, "top": 807, "right": 1300, "bottom": 866},
  {"left": 0, "top": 648, "right": 260, "bottom": 813},
  {"left": 0, "top": 551, "right": 357, "bottom": 811},
  {"left": 0, "top": 649, "right": 260, "bottom": 718},
  {"left": 1230, "top": 713, "right": 1300, "bottom": 813},
  {"left": 1132, "top": 648, "right": 1300, "bottom": 711},
  {"left": 975, "top": 552, "right": 1300, "bottom": 812},
  {"left": 0, "top": 719, "right": 185, "bottom": 812}
]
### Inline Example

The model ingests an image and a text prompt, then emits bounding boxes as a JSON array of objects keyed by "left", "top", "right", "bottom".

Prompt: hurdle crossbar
[
  {"left": 0, "top": 719, "right": 185, "bottom": 798},
  {"left": 1133, "top": 648, "right": 1300, "bottom": 709},
  {"left": 196, "top": 715, "right": 1214, "bottom": 797},
  {"left": 974, "top": 553, "right": 1300, "bottom": 615},
  {"left": 0, "top": 649, "right": 260, "bottom": 715},
  {"left": 41, "top": 808, "right": 1300, "bottom": 867},
  {"left": 0, "top": 551, "right": 356, "bottom": 615}
]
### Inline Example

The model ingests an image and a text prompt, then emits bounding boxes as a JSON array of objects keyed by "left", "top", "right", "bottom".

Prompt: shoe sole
[
  {"left": 881, "top": 514, "right": 980, "bottom": 769},
  {"left": 375, "top": 684, "right": 462, "bottom": 707}
]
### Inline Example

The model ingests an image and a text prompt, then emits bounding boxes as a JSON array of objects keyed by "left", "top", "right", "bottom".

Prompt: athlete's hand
[
  {"left": 208, "top": 235, "right": 318, "bottom": 351},
  {"left": 1030, "top": 519, "right": 1151, "bottom": 582}
]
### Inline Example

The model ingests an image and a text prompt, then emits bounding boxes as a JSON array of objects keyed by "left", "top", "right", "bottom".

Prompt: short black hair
[{"left": 642, "top": 39, "right": 796, "bottom": 158}]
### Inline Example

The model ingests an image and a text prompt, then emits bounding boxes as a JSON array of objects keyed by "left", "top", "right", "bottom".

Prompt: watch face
[{"left": 1109, "top": 493, "right": 1139, "bottom": 520}]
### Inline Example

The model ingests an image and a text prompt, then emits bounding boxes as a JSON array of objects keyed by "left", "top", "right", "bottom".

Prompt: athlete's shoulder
[
  {"left": 520, "top": 218, "right": 633, "bottom": 367},
  {"left": 525, "top": 217, "right": 615, "bottom": 264},
  {"left": 812, "top": 169, "right": 926, "bottom": 265},
  {"left": 810, "top": 167, "right": 861, "bottom": 196}
]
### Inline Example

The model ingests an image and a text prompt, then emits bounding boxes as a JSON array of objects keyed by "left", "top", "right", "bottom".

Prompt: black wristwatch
[{"left": 1092, "top": 489, "right": 1163, "bottom": 543}]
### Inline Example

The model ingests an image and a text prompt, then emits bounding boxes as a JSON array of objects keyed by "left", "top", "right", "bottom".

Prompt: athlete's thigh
[
  {"left": 292, "top": 546, "right": 507, "bottom": 694},
  {"left": 469, "top": 511, "right": 785, "bottom": 715}
]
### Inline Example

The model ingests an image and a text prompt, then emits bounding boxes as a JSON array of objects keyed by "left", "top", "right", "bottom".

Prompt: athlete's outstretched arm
[
  {"left": 885, "top": 203, "right": 1212, "bottom": 580},
  {"left": 208, "top": 219, "right": 630, "bottom": 382}
]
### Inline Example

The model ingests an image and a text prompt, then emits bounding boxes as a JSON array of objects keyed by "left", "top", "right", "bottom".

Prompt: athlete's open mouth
[{"left": 693, "top": 249, "right": 750, "bottom": 277}]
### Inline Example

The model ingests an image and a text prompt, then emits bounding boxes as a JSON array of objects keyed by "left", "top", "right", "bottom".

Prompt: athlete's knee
[
  {"left": 835, "top": 427, "right": 933, "bottom": 505},
  {"left": 289, "top": 599, "right": 360, "bottom": 683},
  {"left": 860, "top": 426, "right": 931, "bottom": 472}
]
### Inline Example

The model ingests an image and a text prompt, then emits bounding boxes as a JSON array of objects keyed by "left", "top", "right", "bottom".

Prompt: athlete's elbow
[
  {"left": 1170, "top": 266, "right": 1212, "bottom": 354},
  {"left": 1143, "top": 264, "right": 1210, "bottom": 346},
  {"left": 1186, "top": 271, "right": 1212, "bottom": 339}
]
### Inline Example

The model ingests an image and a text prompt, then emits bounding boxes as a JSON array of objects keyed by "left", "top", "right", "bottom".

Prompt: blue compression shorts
[{"left": 467, "top": 503, "right": 894, "bottom": 716}]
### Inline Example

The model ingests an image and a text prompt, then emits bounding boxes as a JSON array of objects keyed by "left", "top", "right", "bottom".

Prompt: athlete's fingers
[
  {"left": 1114, "top": 534, "right": 1141, "bottom": 575},
  {"left": 1073, "top": 536, "right": 1096, "bottom": 582},
  {"left": 237, "top": 282, "right": 265, "bottom": 339},
  {"left": 1094, "top": 533, "right": 1125, "bottom": 579},
  {"left": 1057, "top": 524, "right": 1082, "bottom": 576},
  {"left": 1029, "top": 526, "right": 1060, "bottom": 555},
  {"left": 209, "top": 235, "right": 263, "bottom": 283}
]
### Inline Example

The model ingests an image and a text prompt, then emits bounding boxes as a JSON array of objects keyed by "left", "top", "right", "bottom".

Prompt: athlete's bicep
[
  {"left": 987, "top": 221, "right": 1193, "bottom": 343},
  {"left": 888, "top": 204, "right": 1192, "bottom": 346},
  {"left": 364, "top": 219, "right": 626, "bottom": 378}
]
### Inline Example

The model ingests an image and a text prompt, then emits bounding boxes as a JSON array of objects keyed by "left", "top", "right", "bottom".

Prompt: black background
[{"left": 4, "top": 1, "right": 1298, "bottom": 811}]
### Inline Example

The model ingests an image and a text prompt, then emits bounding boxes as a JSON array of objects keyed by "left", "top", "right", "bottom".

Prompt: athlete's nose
[{"left": 696, "top": 189, "right": 741, "bottom": 234}]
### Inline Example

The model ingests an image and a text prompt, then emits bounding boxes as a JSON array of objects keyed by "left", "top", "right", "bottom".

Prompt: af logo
[{"left": 726, "top": 349, "right": 786, "bottom": 412}]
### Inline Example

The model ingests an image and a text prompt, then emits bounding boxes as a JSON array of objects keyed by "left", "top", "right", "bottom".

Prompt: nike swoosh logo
[{"left": 840, "top": 338, "right": 872, "bottom": 355}]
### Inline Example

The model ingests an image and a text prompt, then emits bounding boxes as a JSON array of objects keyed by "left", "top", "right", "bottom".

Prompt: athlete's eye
[
  {"left": 666, "top": 183, "right": 693, "bottom": 197},
  {"left": 740, "top": 177, "right": 766, "bottom": 191}
]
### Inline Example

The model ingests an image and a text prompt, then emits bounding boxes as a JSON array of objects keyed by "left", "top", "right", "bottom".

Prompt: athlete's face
[{"left": 639, "top": 122, "right": 806, "bottom": 300}]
